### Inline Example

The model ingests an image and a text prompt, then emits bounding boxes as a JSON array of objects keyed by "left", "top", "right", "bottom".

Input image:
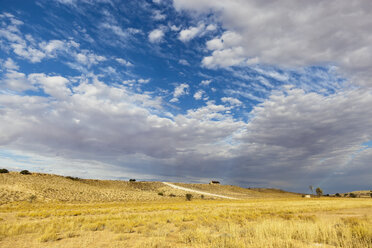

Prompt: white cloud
[
  {"left": 40, "top": 40, "right": 66, "bottom": 56},
  {"left": 11, "top": 43, "right": 46, "bottom": 63},
  {"left": 221, "top": 97, "right": 242, "bottom": 106},
  {"left": 148, "top": 28, "right": 165, "bottom": 43},
  {"left": 170, "top": 25, "right": 180, "bottom": 31},
  {"left": 193, "top": 90, "right": 204, "bottom": 100},
  {"left": 178, "top": 59, "right": 190, "bottom": 66},
  {"left": 28, "top": 73, "right": 71, "bottom": 99},
  {"left": 3, "top": 58, "right": 19, "bottom": 70},
  {"left": 1, "top": 70, "right": 33, "bottom": 91},
  {"left": 138, "top": 78, "right": 150, "bottom": 84},
  {"left": 173, "top": 83, "right": 189, "bottom": 98},
  {"left": 173, "top": 0, "right": 372, "bottom": 86},
  {"left": 170, "top": 83, "right": 189, "bottom": 102},
  {"left": 153, "top": 10, "right": 166, "bottom": 20},
  {"left": 75, "top": 50, "right": 106, "bottom": 67},
  {"left": 116, "top": 58, "right": 133, "bottom": 66},
  {"left": 200, "top": 79, "right": 212, "bottom": 86},
  {"left": 101, "top": 23, "right": 141, "bottom": 39},
  {"left": 178, "top": 23, "right": 205, "bottom": 42}
]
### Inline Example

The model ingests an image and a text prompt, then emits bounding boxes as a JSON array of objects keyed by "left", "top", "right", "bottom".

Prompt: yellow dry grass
[{"left": 0, "top": 172, "right": 371, "bottom": 247}]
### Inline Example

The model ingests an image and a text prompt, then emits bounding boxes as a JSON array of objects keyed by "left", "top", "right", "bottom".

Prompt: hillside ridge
[{"left": 0, "top": 171, "right": 299, "bottom": 203}]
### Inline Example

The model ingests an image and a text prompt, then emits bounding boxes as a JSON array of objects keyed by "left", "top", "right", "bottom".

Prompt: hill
[{"left": 0, "top": 171, "right": 299, "bottom": 203}]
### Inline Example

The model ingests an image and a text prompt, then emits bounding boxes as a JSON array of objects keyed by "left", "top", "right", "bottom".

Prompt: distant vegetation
[
  {"left": 20, "top": 170, "right": 31, "bottom": 175},
  {"left": 0, "top": 168, "right": 9, "bottom": 173},
  {"left": 316, "top": 187, "right": 323, "bottom": 197},
  {"left": 185, "top": 193, "right": 192, "bottom": 201},
  {"left": 65, "top": 176, "right": 81, "bottom": 181}
]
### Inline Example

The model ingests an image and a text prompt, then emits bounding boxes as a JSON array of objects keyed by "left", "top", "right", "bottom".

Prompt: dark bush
[
  {"left": 201, "top": 195, "right": 205, "bottom": 199},
  {"left": 0, "top": 168, "right": 9, "bottom": 173},
  {"left": 158, "top": 192, "right": 164, "bottom": 196},
  {"left": 335, "top": 193, "right": 341, "bottom": 197},
  {"left": 66, "top": 176, "right": 80, "bottom": 181},
  {"left": 186, "top": 193, "right": 192, "bottom": 201},
  {"left": 169, "top": 193, "right": 176, "bottom": 197},
  {"left": 129, "top": 179, "right": 136, "bottom": 182},
  {"left": 349, "top": 193, "right": 357, "bottom": 198},
  {"left": 20, "top": 170, "right": 31, "bottom": 175}
]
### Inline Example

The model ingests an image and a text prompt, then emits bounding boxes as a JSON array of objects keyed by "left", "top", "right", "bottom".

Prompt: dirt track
[{"left": 162, "top": 182, "right": 239, "bottom": 199}]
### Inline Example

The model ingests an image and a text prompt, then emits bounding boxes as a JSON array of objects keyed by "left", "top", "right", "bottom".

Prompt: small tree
[
  {"left": 129, "top": 179, "right": 136, "bottom": 182},
  {"left": 0, "top": 168, "right": 9, "bottom": 173},
  {"left": 185, "top": 193, "right": 192, "bottom": 201},
  {"left": 316, "top": 187, "right": 323, "bottom": 197},
  {"left": 20, "top": 170, "right": 31, "bottom": 175},
  {"left": 335, "top": 193, "right": 341, "bottom": 197}
]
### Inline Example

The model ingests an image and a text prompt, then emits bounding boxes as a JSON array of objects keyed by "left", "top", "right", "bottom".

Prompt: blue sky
[{"left": 1, "top": 0, "right": 372, "bottom": 193}]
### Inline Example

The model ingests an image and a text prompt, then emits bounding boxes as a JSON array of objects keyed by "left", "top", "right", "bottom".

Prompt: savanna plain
[{"left": 0, "top": 172, "right": 371, "bottom": 248}]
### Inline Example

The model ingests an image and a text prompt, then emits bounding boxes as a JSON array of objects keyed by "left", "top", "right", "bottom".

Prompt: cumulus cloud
[
  {"left": 148, "top": 28, "right": 165, "bottom": 43},
  {"left": 193, "top": 90, "right": 204, "bottom": 100},
  {"left": 0, "top": 72, "right": 244, "bottom": 164},
  {"left": 178, "top": 23, "right": 205, "bottom": 42},
  {"left": 3, "top": 58, "right": 19, "bottom": 70},
  {"left": 1, "top": 70, "right": 32, "bottom": 91},
  {"left": 173, "top": 0, "right": 372, "bottom": 85},
  {"left": 170, "top": 83, "right": 189, "bottom": 102}
]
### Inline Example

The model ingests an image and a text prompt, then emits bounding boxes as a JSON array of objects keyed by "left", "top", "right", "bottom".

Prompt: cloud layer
[{"left": 174, "top": 0, "right": 372, "bottom": 86}]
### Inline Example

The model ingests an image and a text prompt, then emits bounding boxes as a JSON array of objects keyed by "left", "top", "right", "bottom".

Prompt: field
[{"left": 1, "top": 172, "right": 372, "bottom": 247}]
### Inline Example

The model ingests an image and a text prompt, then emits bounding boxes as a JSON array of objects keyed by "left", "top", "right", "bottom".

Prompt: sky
[{"left": 0, "top": 0, "right": 371, "bottom": 193}]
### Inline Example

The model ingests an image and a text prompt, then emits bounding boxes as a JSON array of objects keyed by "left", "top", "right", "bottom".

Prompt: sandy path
[{"left": 162, "top": 182, "right": 239, "bottom": 200}]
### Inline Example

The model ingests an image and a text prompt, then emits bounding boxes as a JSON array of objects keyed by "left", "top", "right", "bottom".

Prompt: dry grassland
[{"left": 0, "top": 172, "right": 371, "bottom": 248}]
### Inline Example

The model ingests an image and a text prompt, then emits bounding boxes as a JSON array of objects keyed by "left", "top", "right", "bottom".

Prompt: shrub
[
  {"left": 186, "top": 194, "right": 192, "bottom": 201},
  {"left": 158, "top": 192, "right": 164, "bottom": 196},
  {"left": 201, "top": 195, "right": 204, "bottom": 199},
  {"left": 20, "top": 170, "right": 31, "bottom": 175},
  {"left": 169, "top": 193, "right": 176, "bottom": 197},
  {"left": 370, "top": 193, "right": 372, "bottom": 198},
  {"left": 129, "top": 179, "right": 136, "bottom": 182},
  {"left": 335, "top": 193, "right": 341, "bottom": 197},
  {"left": 66, "top": 176, "right": 80, "bottom": 181},
  {"left": 0, "top": 168, "right": 9, "bottom": 173},
  {"left": 349, "top": 193, "right": 357, "bottom": 198}
]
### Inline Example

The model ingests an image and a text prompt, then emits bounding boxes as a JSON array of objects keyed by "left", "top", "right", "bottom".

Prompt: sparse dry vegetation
[{"left": 0, "top": 172, "right": 371, "bottom": 248}]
